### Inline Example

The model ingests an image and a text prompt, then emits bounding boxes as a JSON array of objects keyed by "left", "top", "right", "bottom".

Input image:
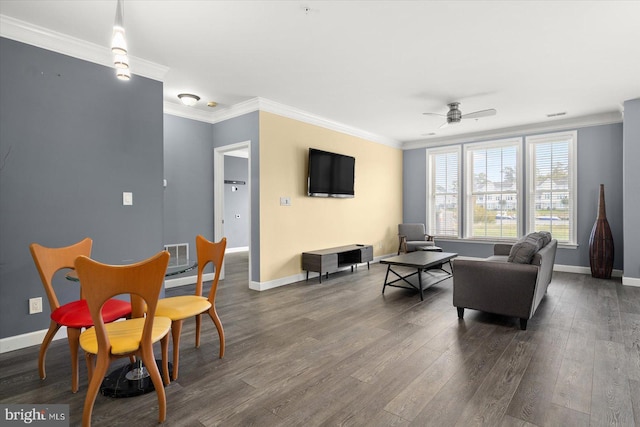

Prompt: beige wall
[{"left": 259, "top": 111, "right": 403, "bottom": 282}]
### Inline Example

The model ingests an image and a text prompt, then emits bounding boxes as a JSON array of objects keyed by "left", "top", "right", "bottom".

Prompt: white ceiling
[{"left": 1, "top": 1, "right": 639, "bottom": 146}]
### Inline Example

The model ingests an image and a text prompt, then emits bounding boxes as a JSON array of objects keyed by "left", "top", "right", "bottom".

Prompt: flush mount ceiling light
[
  {"left": 178, "top": 93, "right": 201, "bottom": 106},
  {"left": 111, "top": 0, "right": 130, "bottom": 81}
]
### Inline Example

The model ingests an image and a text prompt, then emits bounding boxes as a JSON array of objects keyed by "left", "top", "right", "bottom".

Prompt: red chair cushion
[{"left": 51, "top": 299, "right": 131, "bottom": 329}]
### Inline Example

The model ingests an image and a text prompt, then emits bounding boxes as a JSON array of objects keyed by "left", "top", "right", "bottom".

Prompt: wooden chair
[
  {"left": 156, "top": 235, "right": 227, "bottom": 380},
  {"left": 29, "top": 238, "right": 131, "bottom": 393},
  {"left": 76, "top": 251, "right": 171, "bottom": 427}
]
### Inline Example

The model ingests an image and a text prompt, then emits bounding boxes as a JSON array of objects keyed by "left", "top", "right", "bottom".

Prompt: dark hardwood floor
[{"left": 2, "top": 252, "right": 640, "bottom": 426}]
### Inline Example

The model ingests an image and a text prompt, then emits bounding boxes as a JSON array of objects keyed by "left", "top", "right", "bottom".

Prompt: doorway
[{"left": 214, "top": 141, "right": 251, "bottom": 285}]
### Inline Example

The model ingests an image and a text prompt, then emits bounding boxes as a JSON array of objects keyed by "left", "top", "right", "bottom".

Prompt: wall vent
[
  {"left": 164, "top": 243, "right": 189, "bottom": 267},
  {"left": 546, "top": 112, "right": 567, "bottom": 118}
]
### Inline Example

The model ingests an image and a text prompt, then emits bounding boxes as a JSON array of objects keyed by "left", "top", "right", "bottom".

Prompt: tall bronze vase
[{"left": 589, "top": 184, "right": 614, "bottom": 279}]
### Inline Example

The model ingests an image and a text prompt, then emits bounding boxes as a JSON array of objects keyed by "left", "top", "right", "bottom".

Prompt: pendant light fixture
[{"left": 111, "top": 0, "right": 130, "bottom": 81}]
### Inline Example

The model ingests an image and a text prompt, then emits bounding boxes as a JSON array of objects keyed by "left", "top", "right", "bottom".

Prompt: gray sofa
[{"left": 452, "top": 233, "right": 558, "bottom": 330}]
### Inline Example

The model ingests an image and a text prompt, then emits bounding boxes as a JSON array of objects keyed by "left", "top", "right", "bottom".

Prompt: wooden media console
[{"left": 302, "top": 244, "right": 373, "bottom": 283}]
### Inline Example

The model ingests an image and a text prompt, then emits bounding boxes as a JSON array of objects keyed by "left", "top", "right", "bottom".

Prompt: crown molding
[
  {"left": 163, "top": 101, "right": 218, "bottom": 124},
  {"left": 256, "top": 98, "right": 401, "bottom": 148},
  {"left": 403, "top": 111, "right": 623, "bottom": 150},
  {"left": 209, "top": 98, "right": 262, "bottom": 123},
  {"left": 0, "top": 14, "right": 169, "bottom": 81},
  {"left": 165, "top": 96, "right": 402, "bottom": 148}
]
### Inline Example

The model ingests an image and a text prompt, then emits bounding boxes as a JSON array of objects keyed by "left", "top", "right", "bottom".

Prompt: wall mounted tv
[{"left": 307, "top": 148, "right": 355, "bottom": 198}]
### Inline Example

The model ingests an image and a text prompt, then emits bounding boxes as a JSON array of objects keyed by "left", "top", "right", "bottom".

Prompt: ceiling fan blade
[
  {"left": 423, "top": 112, "right": 446, "bottom": 117},
  {"left": 462, "top": 109, "right": 497, "bottom": 119},
  {"left": 439, "top": 121, "right": 450, "bottom": 129}
]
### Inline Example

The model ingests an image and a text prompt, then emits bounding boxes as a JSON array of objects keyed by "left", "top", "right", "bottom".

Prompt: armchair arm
[
  {"left": 452, "top": 259, "right": 539, "bottom": 319},
  {"left": 398, "top": 235, "right": 408, "bottom": 254}
]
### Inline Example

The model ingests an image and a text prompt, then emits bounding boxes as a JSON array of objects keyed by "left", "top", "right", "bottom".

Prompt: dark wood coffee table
[{"left": 380, "top": 251, "right": 457, "bottom": 300}]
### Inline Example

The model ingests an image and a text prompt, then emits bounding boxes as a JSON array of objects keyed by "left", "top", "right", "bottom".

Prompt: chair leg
[
  {"left": 140, "top": 343, "right": 166, "bottom": 424},
  {"left": 67, "top": 327, "right": 82, "bottom": 393},
  {"left": 38, "top": 320, "right": 60, "bottom": 380},
  {"left": 195, "top": 314, "right": 202, "bottom": 348},
  {"left": 82, "top": 352, "right": 109, "bottom": 427},
  {"left": 84, "top": 352, "right": 94, "bottom": 382},
  {"left": 160, "top": 335, "right": 170, "bottom": 386},
  {"left": 170, "top": 320, "right": 184, "bottom": 381},
  {"left": 457, "top": 307, "right": 464, "bottom": 319},
  {"left": 207, "top": 307, "right": 225, "bottom": 358}
]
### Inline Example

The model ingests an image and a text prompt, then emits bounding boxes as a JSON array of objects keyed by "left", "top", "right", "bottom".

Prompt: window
[
  {"left": 526, "top": 131, "right": 577, "bottom": 245},
  {"left": 427, "top": 146, "right": 461, "bottom": 237},
  {"left": 464, "top": 138, "right": 521, "bottom": 239}
]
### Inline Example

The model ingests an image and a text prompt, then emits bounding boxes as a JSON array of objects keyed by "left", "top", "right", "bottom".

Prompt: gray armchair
[{"left": 398, "top": 223, "right": 435, "bottom": 254}]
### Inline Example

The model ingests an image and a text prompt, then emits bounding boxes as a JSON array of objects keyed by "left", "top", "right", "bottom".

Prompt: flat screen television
[{"left": 307, "top": 148, "right": 355, "bottom": 198}]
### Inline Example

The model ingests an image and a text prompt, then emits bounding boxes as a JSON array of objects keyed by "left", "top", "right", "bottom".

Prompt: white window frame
[
  {"left": 463, "top": 137, "right": 523, "bottom": 240},
  {"left": 426, "top": 145, "right": 461, "bottom": 238},
  {"left": 526, "top": 131, "right": 577, "bottom": 246}
]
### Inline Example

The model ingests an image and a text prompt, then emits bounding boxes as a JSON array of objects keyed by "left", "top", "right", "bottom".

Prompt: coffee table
[{"left": 380, "top": 251, "right": 457, "bottom": 300}]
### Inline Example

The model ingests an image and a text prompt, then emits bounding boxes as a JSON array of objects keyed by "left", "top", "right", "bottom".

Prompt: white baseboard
[
  {"left": 0, "top": 326, "right": 67, "bottom": 354},
  {"left": 623, "top": 276, "right": 640, "bottom": 287},
  {"left": 226, "top": 246, "right": 249, "bottom": 254},
  {"left": 249, "top": 256, "right": 390, "bottom": 291},
  {"left": 553, "top": 264, "right": 624, "bottom": 278},
  {"left": 453, "top": 257, "right": 625, "bottom": 279}
]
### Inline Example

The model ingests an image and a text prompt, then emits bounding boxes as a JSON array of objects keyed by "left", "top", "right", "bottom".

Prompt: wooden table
[{"left": 380, "top": 251, "right": 457, "bottom": 300}]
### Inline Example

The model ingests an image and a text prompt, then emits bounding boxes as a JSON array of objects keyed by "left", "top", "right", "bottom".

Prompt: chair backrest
[
  {"left": 74, "top": 251, "right": 170, "bottom": 352},
  {"left": 195, "top": 235, "right": 227, "bottom": 303},
  {"left": 30, "top": 238, "right": 93, "bottom": 311},
  {"left": 398, "top": 223, "right": 426, "bottom": 241}
]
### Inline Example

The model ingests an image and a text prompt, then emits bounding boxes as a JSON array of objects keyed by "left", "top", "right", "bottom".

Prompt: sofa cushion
[
  {"left": 508, "top": 232, "right": 545, "bottom": 264},
  {"left": 486, "top": 255, "right": 509, "bottom": 263}
]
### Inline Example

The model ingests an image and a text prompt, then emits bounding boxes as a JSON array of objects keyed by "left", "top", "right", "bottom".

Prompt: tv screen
[{"left": 308, "top": 148, "right": 355, "bottom": 198}]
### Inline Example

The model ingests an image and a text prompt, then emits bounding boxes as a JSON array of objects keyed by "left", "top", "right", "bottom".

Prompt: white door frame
[{"left": 214, "top": 141, "right": 251, "bottom": 284}]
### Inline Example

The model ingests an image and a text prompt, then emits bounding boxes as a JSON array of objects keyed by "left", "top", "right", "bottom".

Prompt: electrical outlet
[{"left": 29, "top": 297, "right": 43, "bottom": 314}]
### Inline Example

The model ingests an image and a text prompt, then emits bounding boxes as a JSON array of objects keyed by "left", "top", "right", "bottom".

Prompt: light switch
[
  {"left": 280, "top": 197, "right": 291, "bottom": 206},
  {"left": 123, "top": 192, "right": 133, "bottom": 206}
]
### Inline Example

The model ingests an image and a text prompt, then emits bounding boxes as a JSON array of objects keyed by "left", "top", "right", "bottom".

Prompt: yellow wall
[{"left": 259, "top": 111, "right": 403, "bottom": 282}]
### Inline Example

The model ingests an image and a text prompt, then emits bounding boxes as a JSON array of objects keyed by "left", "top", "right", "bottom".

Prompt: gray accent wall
[
  {"left": 224, "top": 156, "right": 249, "bottom": 249},
  {"left": 403, "top": 123, "right": 624, "bottom": 270},
  {"left": 623, "top": 98, "right": 640, "bottom": 280},
  {"left": 211, "top": 111, "right": 260, "bottom": 281},
  {"left": 163, "top": 114, "right": 215, "bottom": 273},
  {"left": 0, "top": 38, "right": 164, "bottom": 339},
  {"left": 402, "top": 148, "right": 427, "bottom": 226}
]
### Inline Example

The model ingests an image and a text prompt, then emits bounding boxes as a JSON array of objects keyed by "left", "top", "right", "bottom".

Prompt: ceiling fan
[{"left": 423, "top": 102, "right": 497, "bottom": 128}]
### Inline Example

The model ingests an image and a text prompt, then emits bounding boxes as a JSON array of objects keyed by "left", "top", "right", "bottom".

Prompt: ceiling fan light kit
[{"left": 424, "top": 101, "right": 497, "bottom": 130}]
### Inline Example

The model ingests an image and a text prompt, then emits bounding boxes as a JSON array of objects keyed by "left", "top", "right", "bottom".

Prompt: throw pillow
[
  {"left": 508, "top": 232, "right": 545, "bottom": 264},
  {"left": 538, "top": 231, "right": 552, "bottom": 247}
]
